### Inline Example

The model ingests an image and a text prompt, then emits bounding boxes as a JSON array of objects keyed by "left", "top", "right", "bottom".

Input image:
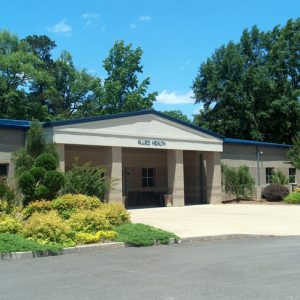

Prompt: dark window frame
[
  {"left": 141, "top": 168, "right": 155, "bottom": 188},
  {"left": 266, "top": 167, "right": 274, "bottom": 184},
  {"left": 0, "top": 164, "right": 9, "bottom": 177},
  {"left": 289, "top": 168, "right": 296, "bottom": 184}
]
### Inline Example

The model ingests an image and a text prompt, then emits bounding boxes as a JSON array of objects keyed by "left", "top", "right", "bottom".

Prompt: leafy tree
[
  {"left": 222, "top": 164, "right": 255, "bottom": 199},
  {"left": 288, "top": 137, "right": 300, "bottom": 170},
  {"left": 162, "top": 110, "right": 191, "bottom": 123},
  {"left": 102, "top": 41, "right": 157, "bottom": 114},
  {"left": 271, "top": 170, "right": 289, "bottom": 185},
  {"left": 193, "top": 18, "right": 300, "bottom": 144},
  {"left": 0, "top": 31, "right": 50, "bottom": 120}
]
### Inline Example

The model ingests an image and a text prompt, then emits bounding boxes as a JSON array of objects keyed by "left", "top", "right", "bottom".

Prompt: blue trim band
[{"left": 224, "top": 138, "right": 291, "bottom": 148}]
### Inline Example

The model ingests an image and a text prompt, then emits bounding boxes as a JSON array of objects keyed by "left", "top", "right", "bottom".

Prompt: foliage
[
  {"left": 1, "top": 31, "right": 156, "bottom": 121},
  {"left": 51, "top": 194, "right": 102, "bottom": 219},
  {"left": 34, "top": 153, "right": 57, "bottom": 171},
  {"left": 162, "top": 110, "right": 191, "bottom": 123},
  {"left": 288, "top": 137, "right": 300, "bottom": 170},
  {"left": 262, "top": 184, "right": 289, "bottom": 201},
  {"left": 102, "top": 40, "right": 157, "bottom": 114},
  {"left": 22, "top": 200, "right": 52, "bottom": 219},
  {"left": 0, "top": 214, "right": 22, "bottom": 234},
  {"left": 284, "top": 191, "right": 300, "bottom": 204},
  {"left": 21, "top": 211, "right": 74, "bottom": 246},
  {"left": 114, "top": 223, "right": 179, "bottom": 247},
  {"left": 75, "top": 230, "right": 117, "bottom": 245},
  {"left": 67, "top": 209, "right": 112, "bottom": 233},
  {"left": 100, "top": 203, "right": 130, "bottom": 226},
  {"left": 193, "top": 18, "right": 300, "bottom": 144},
  {"left": 0, "top": 177, "right": 18, "bottom": 207},
  {"left": 271, "top": 170, "right": 289, "bottom": 185},
  {"left": 62, "top": 163, "right": 110, "bottom": 201},
  {"left": 222, "top": 164, "right": 255, "bottom": 199},
  {"left": 13, "top": 124, "right": 64, "bottom": 203},
  {"left": 0, "top": 233, "right": 62, "bottom": 254}
]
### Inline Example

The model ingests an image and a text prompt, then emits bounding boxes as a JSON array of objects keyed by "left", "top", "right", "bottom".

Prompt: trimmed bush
[
  {"left": 284, "top": 191, "right": 300, "bottom": 204},
  {"left": 68, "top": 209, "right": 112, "bottom": 233},
  {"left": 62, "top": 163, "right": 110, "bottom": 200},
  {"left": 262, "top": 184, "right": 289, "bottom": 201},
  {"left": 51, "top": 194, "right": 102, "bottom": 219},
  {"left": 18, "top": 171, "right": 35, "bottom": 202},
  {"left": 21, "top": 211, "right": 74, "bottom": 246},
  {"left": 114, "top": 223, "right": 179, "bottom": 247},
  {"left": 75, "top": 230, "right": 117, "bottom": 245},
  {"left": 0, "top": 233, "right": 62, "bottom": 254},
  {"left": 0, "top": 214, "right": 22, "bottom": 234},
  {"left": 101, "top": 203, "right": 130, "bottom": 226},
  {"left": 44, "top": 170, "right": 65, "bottom": 198},
  {"left": 23, "top": 200, "right": 52, "bottom": 219},
  {"left": 33, "top": 185, "right": 50, "bottom": 200},
  {"left": 30, "top": 167, "right": 47, "bottom": 182},
  {"left": 11, "top": 149, "right": 34, "bottom": 177},
  {"left": 34, "top": 153, "right": 57, "bottom": 171}
]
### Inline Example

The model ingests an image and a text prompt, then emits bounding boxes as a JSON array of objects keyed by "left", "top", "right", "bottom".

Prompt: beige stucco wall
[
  {"left": 0, "top": 128, "right": 25, "bottom": 177},
  {"left": 221, "top": 143, "right": 299, "bottom": 200}
]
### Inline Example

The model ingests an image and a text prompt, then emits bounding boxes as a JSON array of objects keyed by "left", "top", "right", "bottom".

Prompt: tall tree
[
  {"left": 102, "top": 41, "right": 157, "bottom": 114},
  {"left": 192, "top": 18, "right": 300, "bottom": 144},
  {"left": 162, "top": 110, "right": 191, "bottom": 123}
]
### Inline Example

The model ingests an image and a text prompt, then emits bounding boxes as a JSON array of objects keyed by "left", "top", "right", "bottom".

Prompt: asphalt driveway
[
  {"left": 130, "top": 204, "right": 300, "bottom": 238},
  {"left": 1, "top": 236, "right": 300, "bottom": 300}
]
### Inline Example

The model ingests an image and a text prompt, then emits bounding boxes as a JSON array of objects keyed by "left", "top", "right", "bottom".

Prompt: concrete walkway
[{"left": 129, "top": 204, "right": 300, "bottom": 238}]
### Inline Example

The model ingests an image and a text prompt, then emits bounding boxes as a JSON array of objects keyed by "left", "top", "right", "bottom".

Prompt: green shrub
[
  {"left": 0, "top": 233, "right": 62, "bottom": 254},
  {"left": 34, "top": 153, "right": 57, "bottom": 171},
  {"left": 0, "top": 178, "right": 19, "bottom": 208},
  {"left": 262, "top": 184, "right": 289, "bottom": 201},
  {"left": 62, "top": 163, "right": 111, "bottom": 200},
  {"left": 11, "top": 149, "right": 34, "bottom": 177},
  {"left": 0, "top": 214, "right": 22, "bottom": 234},
  {"left": 272, "top": 170, "right": 289, "bottom": 185},
  {"left": 101, "top": 203, "right": 130, "bottom": 226},
  {"left": 284, "top": 191, "right": 300, "bottom": 204},
  {"left": 44, "top": 170, "right": 65, "bottom": 198},
  {"left": 51, "top": 194, "right": 102, "bottom": 219},
  {"left": 75, "top": 230, "right": 117, "bottom": 245},
  {"left": 114, "top": 223, "right": 179, "bottom": 247},
  {"left": 25, "top": 123, "right": 47, "bottom": 158},
  {"left": 21, "top": 211, "right": 74, "bottom": 246},
  {"left": 68, "top": 209, "right": 112, "bottom": 233},
  {"left": 18, "top": 171, "right": 35, "bottom": 203},
  {"left": 222, "top": 164, "right": 255, "bottom": 199},
  {"left": 30, "top": 167, "right": 47, "bottom": 182},
  {"left": 34, "top": 185, "right": 50, "bottom": 200},
  {"left": 23, "top": 200, "right": 53, "bottom": 219}
]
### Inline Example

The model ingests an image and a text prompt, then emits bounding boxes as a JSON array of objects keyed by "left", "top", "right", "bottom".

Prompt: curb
[
  {"left": 0, "top": 242, "right": 125, "bottom": 261},
  {"left": 180, "top": 234, "right": 277, "bottom": 243}
]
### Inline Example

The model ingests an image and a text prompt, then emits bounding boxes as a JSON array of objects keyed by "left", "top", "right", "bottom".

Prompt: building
[{"left": 0, "top": 110, "right": 298, "bottom": 207}]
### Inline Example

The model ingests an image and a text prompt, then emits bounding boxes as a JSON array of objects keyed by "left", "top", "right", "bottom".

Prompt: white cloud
[
  {"left": 130, "top": 23, "right": 136, "bottom": 29},
  {"left": 138, "top": 15, "right": 151, "bottom": 22},
  {"left": 47, "top": 19, "right": 72, "bottom": 34},
  {"left": 82, "top": 13, "right": 100, "bottom": 27},
  {"left": 157, "top": 90, "right": 194, "bottom": 104}
]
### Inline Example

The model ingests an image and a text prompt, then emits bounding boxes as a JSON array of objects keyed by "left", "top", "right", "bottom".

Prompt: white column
[
  {"left": 167, "top": 150, "right": 185, "bottom": 207},
  {"left": 105, "top": 147, "right": 123, "bottom": 203},
  {"left": 57, "top": 144, "right": 65, "bottom": 172},
  {"left": 203, "top": 152, "right": 222, "bottom": 204}
]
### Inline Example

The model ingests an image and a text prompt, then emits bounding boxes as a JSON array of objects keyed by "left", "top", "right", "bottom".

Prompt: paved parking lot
[
  {"left": 1, "top": 236, "right": 300, "bottom": 300},
  {"left": 130, "top": 204, "right": 300, "bottom": 238}
]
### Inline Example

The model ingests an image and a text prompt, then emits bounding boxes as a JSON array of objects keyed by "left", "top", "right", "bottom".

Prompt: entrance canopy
[{"left": 44, "top": 110, "right": 223, "bottom": 152}]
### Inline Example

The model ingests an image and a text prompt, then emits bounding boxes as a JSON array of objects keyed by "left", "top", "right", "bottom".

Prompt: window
[
  {"left": 142, "top": 168, "right": 155, "bottom": 188},
  {"left": 289, "top": 168, "right": 296, "bottom": 184},
  {"left": 0, "top": 164, "right": 8, "bottom": 177},
  {"left": 266, "top": 167, "right": 274, "bottom": 184}
]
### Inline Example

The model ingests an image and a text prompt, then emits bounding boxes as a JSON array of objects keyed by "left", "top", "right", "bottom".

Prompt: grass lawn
[
  {"left": 114, "top": 223, "right": 179, "bottom": 246},
  {"left": 0, "top": 233, "right": 63, "bottom": 254}
]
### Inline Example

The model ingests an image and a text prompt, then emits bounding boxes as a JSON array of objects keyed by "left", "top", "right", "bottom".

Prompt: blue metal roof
[
  {"left": 0, "top": 112, "right": 292, "bottom": 149},
  {"left": 43, "top": 109, "right": 225, "bottom": 140},
  {"left": 0, "top": 119, "right": 31, "bottom": 129},
  {"left": 224, "top": 138, "right": 292, "bottom": 148}
]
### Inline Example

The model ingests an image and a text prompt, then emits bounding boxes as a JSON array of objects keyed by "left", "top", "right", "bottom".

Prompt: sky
[{"left": 0, "top": 0, "right": 299, "bottom": 119}]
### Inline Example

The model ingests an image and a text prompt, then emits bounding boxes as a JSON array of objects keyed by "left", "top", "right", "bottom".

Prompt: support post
[
  {"left": 167, "top": 150, "right": 185, "bottom": 207},
  {"left": 57, "top": 144, "right": 65, "bottom": 172}
]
